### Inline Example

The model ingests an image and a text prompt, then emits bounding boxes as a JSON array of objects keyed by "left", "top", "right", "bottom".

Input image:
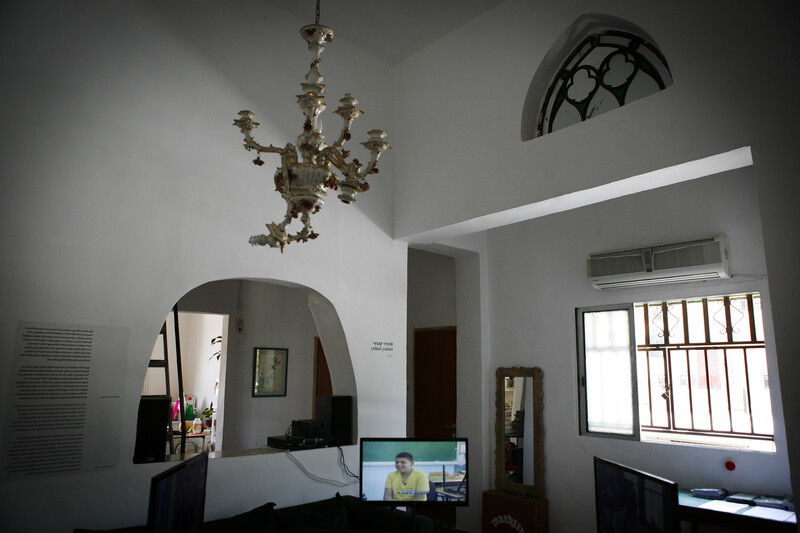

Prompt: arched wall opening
[{"left": 138, "top": 278, "right": 357, "bottom": 460}]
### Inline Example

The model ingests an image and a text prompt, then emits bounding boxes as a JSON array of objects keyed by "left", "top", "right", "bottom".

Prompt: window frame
[
  {"left": 576, "top": 303, "right": 639, "bottom": 440},
  {"left": 577, "top": 293, "right": 774, "bottom": 450}
]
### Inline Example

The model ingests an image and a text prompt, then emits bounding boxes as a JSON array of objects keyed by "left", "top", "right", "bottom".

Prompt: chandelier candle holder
[{"left": 233, "top": 2, "right": 390, "bottom": 251}]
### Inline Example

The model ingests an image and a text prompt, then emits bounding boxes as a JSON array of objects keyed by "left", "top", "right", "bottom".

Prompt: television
[
  {"left": 147, "top": 452, "right": 209, "bottom": 533},
  {"left": 594, "top": 456, "right": 679, "bottom": 533},
  {"left": 359, "top": 438, "right": 469, "bottom": 506}
]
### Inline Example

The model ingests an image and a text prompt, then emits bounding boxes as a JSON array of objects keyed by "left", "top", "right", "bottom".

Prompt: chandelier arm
[
  {"left": 243, "top": 138, "right": 286, "bottom": 155},
  {"left": 329, "top": 159, "right": 359, "bottom": 183},
  {"left": 357, "top": 148, "right": 390, "bottom": 180},
  {"left": 234, "top": 110, "right": 287, "bottom": 155},
  {"left": 251, "top": 209, "right": 293, "bottom": 250},
  {"left": 357, "top": 157, "right": 379, "bottom": 180},
  {"left": 332, "top": 118, "right": 355, "bottom": 149},
  {"left": 319, "top": 146, "right": 344, "bottom": 168}
]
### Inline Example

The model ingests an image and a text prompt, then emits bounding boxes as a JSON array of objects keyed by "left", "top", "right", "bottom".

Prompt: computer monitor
[
  {"left": 359, "top": 437, "right": 469, "bottom": 506},
  {"left": 594, "top": 456, "right": 679, "bottom": 533},
  {"left": 147, "top": 453, "right": 209, "bottom": 533}
]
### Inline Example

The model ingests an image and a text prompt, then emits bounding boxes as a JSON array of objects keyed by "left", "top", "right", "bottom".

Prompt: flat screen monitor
[
  {"left": 594, "top": 456, "right": 679, "bottom": 533},
  {"left": 147, "top": 452, "right": 209, "bottom": 533},
  {"left": 359, "top": 438, "right": 469, "bottom": 506}
]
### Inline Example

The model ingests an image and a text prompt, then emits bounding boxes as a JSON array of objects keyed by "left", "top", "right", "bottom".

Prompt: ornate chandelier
[{"left": 233, "top": 0, "right": 390, "bottom": 251}]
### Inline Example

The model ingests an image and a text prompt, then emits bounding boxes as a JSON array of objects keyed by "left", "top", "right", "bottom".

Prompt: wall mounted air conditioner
[{"left": 588, "top": 235, "right": 730, "bottom": 289}]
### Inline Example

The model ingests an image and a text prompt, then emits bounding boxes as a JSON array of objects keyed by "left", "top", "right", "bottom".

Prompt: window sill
[{"left": 641, "top": 430, "right": 775, "bottom": 453}]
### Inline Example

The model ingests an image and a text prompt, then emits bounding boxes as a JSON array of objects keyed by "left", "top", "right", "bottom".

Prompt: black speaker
[
  {"left": 133, "top": 397, "right": 170, "bottom": 463},
  {"left": 315, "top": 395, "right": 352, "bottom": 446}
]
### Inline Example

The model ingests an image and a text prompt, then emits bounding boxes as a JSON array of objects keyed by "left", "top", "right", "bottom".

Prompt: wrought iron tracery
[{"left": 537, "top": 29, "right": 673, "bottom": 137}]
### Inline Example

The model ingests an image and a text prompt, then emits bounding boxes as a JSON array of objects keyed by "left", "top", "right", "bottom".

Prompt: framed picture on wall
[{"left": 253, "top": 347, "right": 288, "bottom": 397}]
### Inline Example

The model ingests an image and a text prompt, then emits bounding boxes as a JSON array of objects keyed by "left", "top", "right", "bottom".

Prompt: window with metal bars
[{"left": 577, "top": 292, "right": 774, "bottom": 451}]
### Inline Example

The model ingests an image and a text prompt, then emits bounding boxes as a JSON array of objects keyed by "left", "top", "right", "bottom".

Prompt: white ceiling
[{"left": 264, "top": 0, "right": 501, "bottom": 65}]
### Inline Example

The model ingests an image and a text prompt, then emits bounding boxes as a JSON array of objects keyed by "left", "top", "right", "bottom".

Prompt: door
[
  {"left": 312, "top": 337, "right": 332, "bottom": 417},
  {"left": 413, "top": 327, "right": 457, "bottom": 437},
  {"left": 413, "top": 327, "right": 457, "bottom": 524}
]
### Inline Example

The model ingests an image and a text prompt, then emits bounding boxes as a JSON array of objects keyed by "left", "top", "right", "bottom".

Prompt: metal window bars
[{"left": 635, "top": 294, "right": 774, "bottom": 441}]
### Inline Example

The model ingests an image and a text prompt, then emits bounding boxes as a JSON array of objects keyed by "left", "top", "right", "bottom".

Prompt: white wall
[
  {"left": 219, "top": 281, "right": 322, "bottom": 450},
  {"left": 485, "top": 169, "right": 790, "bottom": 532},
  {"left": 0, "top": 1, "right": 406, "bottom": 532},
  {"left": 392, "top": 0, "right": 782, "bottom": 239},
  {"left": 453, "top": 244, "right": 491, "bottom": 531},
  {"left": 177, "top": 280, "right": 331, "bottom": 451}
]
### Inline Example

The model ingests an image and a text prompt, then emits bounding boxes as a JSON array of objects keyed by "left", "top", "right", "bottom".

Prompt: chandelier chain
[{"left": 315, "top": 0, "right": 320, "bottom": 24}]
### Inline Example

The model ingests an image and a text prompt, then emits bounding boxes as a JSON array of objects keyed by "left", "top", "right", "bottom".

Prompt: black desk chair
[
  {"left": 428, "top": 479, "right": 439, "bottom": 501},
  {"left": 438, "top": 472, "right": 467, "bottom": 501}
]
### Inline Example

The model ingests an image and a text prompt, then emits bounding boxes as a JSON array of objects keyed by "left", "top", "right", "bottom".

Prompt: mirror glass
[{"left": 495, "top": 366, "right": 543, "bottom": 497}]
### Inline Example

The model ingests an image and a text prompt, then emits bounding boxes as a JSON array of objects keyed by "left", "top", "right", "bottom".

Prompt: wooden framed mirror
[{"left": 495, "top": 366, "right": 543, "bottom": 497}]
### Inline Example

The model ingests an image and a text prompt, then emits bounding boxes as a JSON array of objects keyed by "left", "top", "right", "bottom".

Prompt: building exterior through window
[{"left": 577, "top": 292, "right": 775, "bottom": 452}]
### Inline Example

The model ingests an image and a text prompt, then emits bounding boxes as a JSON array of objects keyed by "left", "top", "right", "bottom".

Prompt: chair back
[{"left": 428, "top": 479, "right": 438, "bottom": 501}]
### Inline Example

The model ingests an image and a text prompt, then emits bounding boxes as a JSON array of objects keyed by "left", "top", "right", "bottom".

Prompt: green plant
[{"left": 209, "top": 335, "right": 222, "bottom": 361}]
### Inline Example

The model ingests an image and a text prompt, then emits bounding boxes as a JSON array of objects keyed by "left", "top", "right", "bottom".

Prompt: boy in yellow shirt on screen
[{"left": 383, "top": 452, "right": 429, "bottom": 501}]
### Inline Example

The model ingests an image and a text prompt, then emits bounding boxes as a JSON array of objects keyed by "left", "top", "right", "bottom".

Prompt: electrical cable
[
  {"left": 337, "top": 446, "right": 360, "bottom": 480},
  {"left": 285, "top": 450, "right": 359, "bottom": 487}
]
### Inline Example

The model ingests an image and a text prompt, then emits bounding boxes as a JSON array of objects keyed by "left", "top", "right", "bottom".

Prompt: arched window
[{"left": 522, "top": 15, "right": 673, "bottom": 140}]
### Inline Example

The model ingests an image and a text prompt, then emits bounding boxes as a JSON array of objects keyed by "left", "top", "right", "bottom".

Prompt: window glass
[
  {"left": 708, "top": 298, "right": 728, "bottom": 343},
  {"left": 634, "top": 305, "right": 647, "bottom": 346},
  {"left": 647, "top": 303, "right": 665, "bottom": 345},
  {"left": 666, "top": 301, "right": 685, "bottom": 344},
  {"left": 707, "top": 349, "right": 731, "bottom": 432},
  {"left": 729, "top": 296, "right": 752, "bottom": 342},
  {"left": 582, "top": 309, "right": 635, "bottom": 435},
  {"left": 726, "top": 349, "right": 751, "bottom": 434},
  {"left": 688, "top": 349, "right": 711, "bottom": 431},
  {"left": 753, "top": 295, "right": 765, "bottom": 341},
  {"left": 636, "top": 350, "right": 651, "bottom": 427},
  {"left": 686, "top": 300, "right": 707, "bottom": 343},
  {"left": 747, "top": 348, "right": 774, "bottom": 435},
  {"left": 646, "top": 350, "right": 668, "bottom": 428},
  {"left": 669, "top": 350, "right": 691, "bottom": 430}
]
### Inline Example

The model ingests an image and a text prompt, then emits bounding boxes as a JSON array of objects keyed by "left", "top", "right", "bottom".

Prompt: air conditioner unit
[{"left": 588, "top": 235, "right": 730, "bottom": 289}]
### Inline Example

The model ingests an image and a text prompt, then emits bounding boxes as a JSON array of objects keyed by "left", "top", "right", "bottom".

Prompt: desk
[
  {"left": 429, "top": 470, "right": 467, "bottom": 501},
  {"left": 429, "top": 471, "right": 465, "bottom": 484},
  {"left": 679, "top": 490, "right": 796, "bottom": 532},
  {"left": 170, "top": 432, "right": 208, "bottom": 453}
]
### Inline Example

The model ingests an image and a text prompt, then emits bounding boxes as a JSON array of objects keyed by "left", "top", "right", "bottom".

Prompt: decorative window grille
[
  {"left": 635, "top": 294, "right": 774, "bottom": 442},
  {"left": 537, "top": 30, "right": 673, "bottom": 137}
]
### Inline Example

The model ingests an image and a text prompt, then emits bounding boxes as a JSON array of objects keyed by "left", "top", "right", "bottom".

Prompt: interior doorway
[
  {"left": 312, "top": 337, "right": 332, "bottom": 417},
  {"left": 413, "top": 327, "right": 457, "bottom": 438},
  {"left": 413, "top": 326, "right": 457, "bottom": 525}
]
